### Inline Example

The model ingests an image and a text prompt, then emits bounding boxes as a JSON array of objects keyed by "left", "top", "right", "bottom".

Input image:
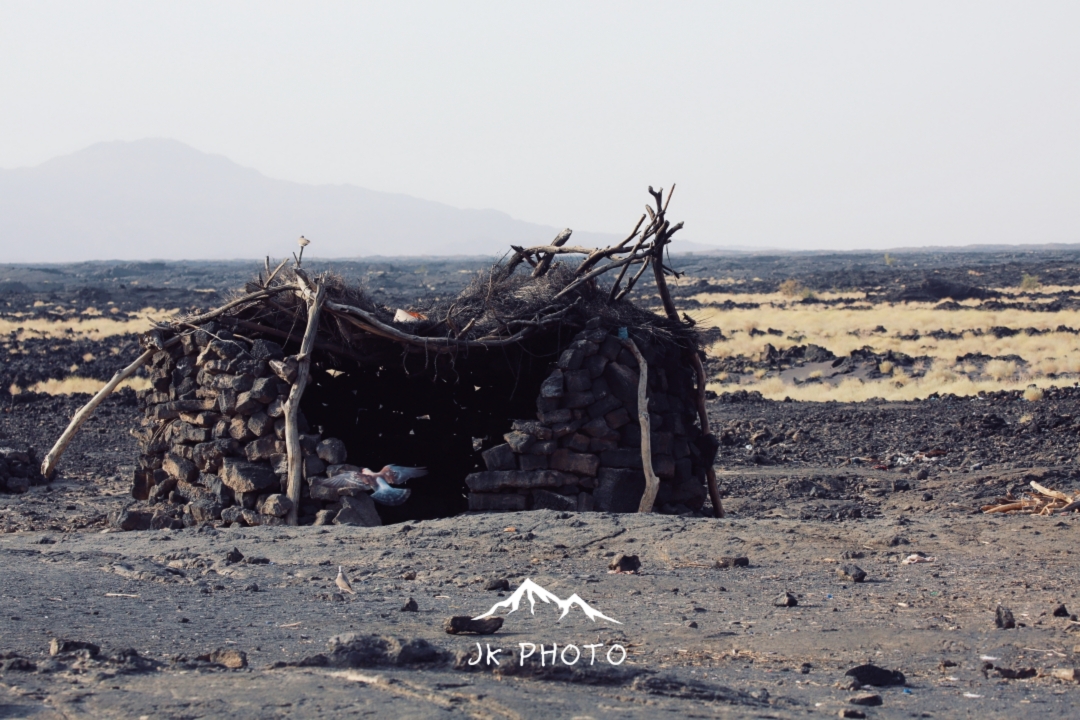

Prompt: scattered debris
[
  {"left": 982, "top": 481, "right": 1080, "bottom": 515},
  {"left": 996, "top": 605, "right": 1016, "bottom": 629},
  {"left": 901, "top": 553, "right": 935, "bottom": 565}
]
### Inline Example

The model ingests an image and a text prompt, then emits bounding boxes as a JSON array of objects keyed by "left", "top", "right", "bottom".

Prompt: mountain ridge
[{"left": 0, "top": 139, "right": 625, "bottom": 262}]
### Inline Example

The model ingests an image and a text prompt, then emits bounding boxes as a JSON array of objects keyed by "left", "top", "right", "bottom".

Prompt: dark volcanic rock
[
  {"left": 845, "top": 663, "right": 905, "bottom": 686},
  {"left": 444, "top": 617, "right": 504, "bottom": 635}
]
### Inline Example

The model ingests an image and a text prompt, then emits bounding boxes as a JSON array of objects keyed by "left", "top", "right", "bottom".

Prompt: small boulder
[
  {"left": 715, "top": 556, "right": 749, "bottom": 569},
  {"left": 609, "top": 554, "right": 641, "bottom": 573},
  {"left": 773, "top": 592, "right": 798, "bottom": 607},
  {"left": 838, "top": 565, "right": 867, "bottom": 583},
  {"left": 845, "top": 663, "right": 905, "bottom": 686},
  {"left": 317, "top": 438, "right": 348, "bottom": 465},
  {"left": 444, "top": 617, "right": 504, "bottom": 635},
  {"left": 849, "top": 693, "right": 883, "bottom": 706},
  {"left": 260, "top": 494, "right": 293, "bottom": 517},
  {"left": 197, "top": 648, "right": 247, "bottom": 669}
]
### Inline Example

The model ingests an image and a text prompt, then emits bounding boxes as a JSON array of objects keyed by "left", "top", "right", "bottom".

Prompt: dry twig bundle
[{"left": 981, "top": 481, "right": 1080, "bottom": 515}]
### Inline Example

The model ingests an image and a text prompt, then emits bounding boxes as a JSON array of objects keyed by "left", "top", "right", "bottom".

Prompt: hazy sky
[{"left": 2, "top": 1, "right": 1078, "bottom": 250}]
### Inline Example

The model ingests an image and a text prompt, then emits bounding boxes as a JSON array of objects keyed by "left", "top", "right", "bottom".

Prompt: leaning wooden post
[
  {"left": 41, "top": 340, "right": 174, "bottom": 479},
  {"left": 284, "top": 282, "right": 326, "bottom": 525},
  {"left": 621, "top": 337, "right": 660, "bottom": 513},
  {"left": 690, "top": 353, "right": 724, "bottom": 518}
]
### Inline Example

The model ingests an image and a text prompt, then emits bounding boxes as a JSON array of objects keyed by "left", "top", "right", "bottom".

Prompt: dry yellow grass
[
  {"left": 710, "top": 372, "right": 1066, "bottom": 403},
  {"left": 694, "top": 297, "right": 1080, "bottom": 371},
  {"left": 0, "top": 308, "right": 177, "bottom": 341},
  {"left": 695, "top": 290, "right": 1080, "bottom": 401},
  {"left": 11, "top": 376, "right": 151, "bottom": 396},
  {"left": 1024, "top": 387, "right": 1045, "bottom": 402}
]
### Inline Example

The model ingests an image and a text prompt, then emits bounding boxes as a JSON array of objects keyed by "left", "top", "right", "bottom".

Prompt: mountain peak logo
[{"left": 472, "top": 578, "right": 621, "bottom": 624}]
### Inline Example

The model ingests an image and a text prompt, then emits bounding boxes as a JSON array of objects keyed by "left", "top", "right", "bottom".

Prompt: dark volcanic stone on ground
[
  {"left": 444, "top": 617, "right": 504, "bottom": 635},
  {"left": 845, "top": 664, "right": 906, "bottom": 686}
]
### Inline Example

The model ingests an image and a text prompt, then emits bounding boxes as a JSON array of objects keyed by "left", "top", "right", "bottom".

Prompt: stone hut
[{"left": 46, "top": 190, "right": 722, "bottom": 528}]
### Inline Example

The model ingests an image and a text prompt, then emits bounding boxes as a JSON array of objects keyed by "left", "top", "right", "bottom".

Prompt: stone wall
[
  {"left": 131, "top": 322, "right": 379, "bottom": 529},
  {"left": 131, "top": 317, "right": 709, "bottom": 529},
  {"left": 466, "top": 319, "right": 709, "bottom": 515}
]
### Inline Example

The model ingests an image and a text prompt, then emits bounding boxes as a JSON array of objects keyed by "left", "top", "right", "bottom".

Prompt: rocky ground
[{"left": 2, "top": 252, "right": 1080, "bottom": 718}]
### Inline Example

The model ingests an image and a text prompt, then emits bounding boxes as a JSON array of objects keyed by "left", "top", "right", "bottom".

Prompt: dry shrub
[
  {"left": 1019, "top": 413, "right": 1034, "bottom": 424},
  {"left": 778, "top": 279, "right": 806, "bottom": 297},
  {"left": 715, "top": 371, "right": 730, "bottom": 383},
  {"left": 1023, "top": 386, "right": 1045, "bottom": 402},
  {"left": 82, "top": 353, "right": 95, "bottom": 362},
  {"left": 808, "top": 370, "right": 824, "bottom": 379},
  {"left": 753, "top": 368, "right": 768, "bottom": 379},
  {"left": 1020, "top": 274, "right": 1042, "bottom": 291},
  {"left": 984, "top": 359, "right": 1018, "bottom": 381},
  {"left": 878, "top": 361, "right": 894, "bottom": 375}
]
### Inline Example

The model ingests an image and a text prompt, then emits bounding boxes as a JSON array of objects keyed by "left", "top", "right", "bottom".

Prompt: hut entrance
[{"left": 300, "top": 337, "right": 565, "bottom": 523}]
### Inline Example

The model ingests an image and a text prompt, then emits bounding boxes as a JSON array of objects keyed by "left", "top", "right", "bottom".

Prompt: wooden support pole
[
  {"left": 41, "top": 338, "right": 178, "bottom": 479},
  {"left": 621, "top": 338, "right": 660, "bottom": 513},
  {"left": 691, "top": 352, "right": 724, "bottom": 518},
  {"left": 284, "top": 282, "right": 326, "bottom": 525}
]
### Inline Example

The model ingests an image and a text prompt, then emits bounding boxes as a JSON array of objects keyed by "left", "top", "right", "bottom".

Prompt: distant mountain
[{"left": 0, "top": 139, "right": 622, "bottom": 262}]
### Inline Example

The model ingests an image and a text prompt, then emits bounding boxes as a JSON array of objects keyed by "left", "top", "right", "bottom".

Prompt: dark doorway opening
[{"left": 299, "top": 330, "right": 571, "bottom": 523}]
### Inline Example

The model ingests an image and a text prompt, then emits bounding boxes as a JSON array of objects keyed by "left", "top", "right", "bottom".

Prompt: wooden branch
[
  {"left": 41, "top": 337, "right": 180, "bottom": 479},
  {"left": 264, "top": 258, "right": 290, "bottom": 288},
  {"left": 551, "top": 247, "right": 655, "bottom": 302},
  {"left": 690, "top": 352, "right": 723, "bottom": 518},
  {"left": 230, "top": 318, "right": 370, "bottom": 361},
  {"left": 532, "top": 228, "right": 573, "bottom": 278},
  {"left": 614, "top": 256, "right": 653, "bottom": 302},
  {"left": 285, "top": 283, "right": 326, "bottom": 525},
  {"left": 651, "top": 225, "right": 682, "bottom": 323},
  {"left": 323, "top": 299, "right": 569, "bottom": 350},
  {"left": 608, "top": 224, "right": 651, "bottom": 302},
  {"left": 575, "top": 214, "right": 647, "bottom": 277},
  {"left": 621, "top": 338, "right": 659, "bottom": 513},
  {"left": 175, "top": 285, "right": 297, "bottom": 327}
]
